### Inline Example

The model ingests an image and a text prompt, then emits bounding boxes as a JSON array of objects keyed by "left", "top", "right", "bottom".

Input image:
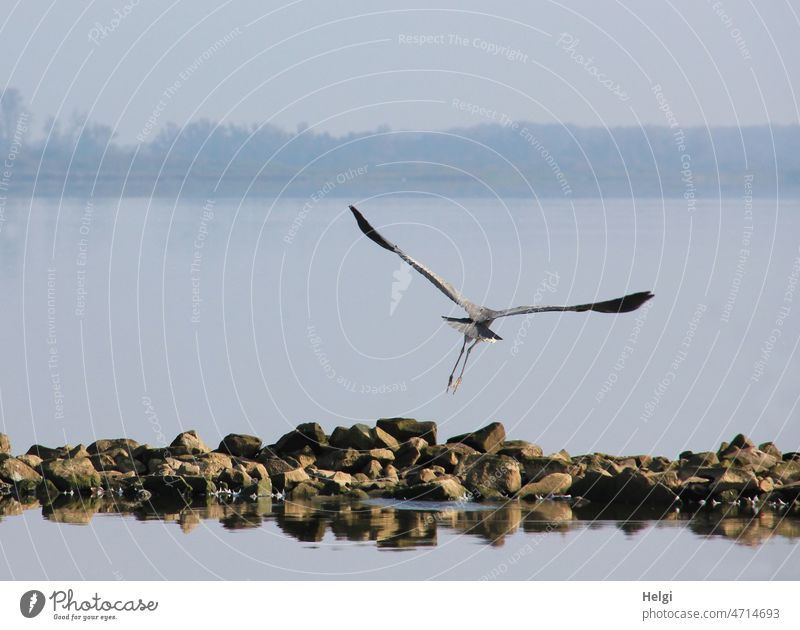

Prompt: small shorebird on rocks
[{"left": 349, "top": 205, "right": 654, "bottom": 393}]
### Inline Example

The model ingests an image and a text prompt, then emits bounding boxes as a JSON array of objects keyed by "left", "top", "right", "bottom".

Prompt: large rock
[
  {"left": 238, "top": 460, "right": 270, "bottom": 481},
  {"left": 313, "top": 469, "right": 353, "bottom": 483},
  {"left": 217, "top": 434, "right": 262, "bottom": 459},
  {"left": 680, "top": 451, "right": 719, "bottom": 468},
  {"left": 169, "top": 430, "right": 210, "bottom": 455},
  {"left": 216, "top": 468, "right": 253, "bottom": 489},
  {"left": 691, "top": 466, "right": 759, "bottom": 498},
  {"left": 272, "top": 468, "right": 310, "bottom": 492},
  {"left": 455, "top": 454, "right": 521, "bottom": 495},
  {"left": 759, "top": 442, "right": 782, "bottom": 459},
  {"left": 569, "top": 469, "right": 617, "bottom": 502},
  {"left": 446, "top": 422, "right": 506, "bottom": 453},
  {"left": 141, "top": 475, "right": 215, "bottom": 498},
  {"left": 614, "top": 469, "right": 678, "bottom": 505},
  {"left": 769, "top": 460, "right": 800, "bottom": 483},
  {"left": 0, "top": 457, "right": 42, "bottom": 483},
  {"left": 393, "top": 437, "right": 427, "bottom": 469},
  {"left": 135, "top": 447, "right": 171, "bottom": 466},
  {"left": 0, "top": 433, "right": 11, "bottom": 454},
  {"left": 728, "top": 433, "right": 755, "bottom": 450},
  {"left": 772, "top": 481, "right": 800, "bottom": 501},
  {"left": 573, "top": 453, "right": 626, "bottom": 475},
  {"left": 26, "top": 444, "right": 71, "bottom": 460},
  {"left": 17, "top": 454, "right": 42, "bottom": 469},
  {"left": 571, "top": 468, "right": 677, "bottom": 505},
  {"left": 329, "top": 424, "right": 374, "bottom": 450},
  {"left": 366, "top": 448, "right": 395, "bottom": 465},
  {"left": 518, "top": 473, "right": 573, "bottom": 500},
  {"left": 720, "top": 447, "right": 779, "bottom": 472},
  {"left": 394, "top": 476, "right": 468, "bottom": 501},
  {"left": 194, "top": 452, "right": 233, "bottom": 477},
  {"left": 376, "top": 418, "right": 437, "bottom": 445},
  {"left": 290, "top": 481, "right": 321, "bottom": 500},
  {"left": 41, "top": 458, "right": 101, "bottom": 492},
  {"left": 518, "top": 456, "right": 572, "bottom": 484},
  {"left": 273, "top": 422, "right": 328, "bottom": 454},
  {"left": 406, "top": 467, "right": 438, "bottom": 485},
  {"left": 362, "top": 459, "right": 384, "bottom": 479},
  {"left": 647, "top": 456, "right": 674, "bottom": 472},
  {"left": 68, "top": 445, "right": 91, "bottom": 460},
  {"left": 497, "top": 440, "right": 543, "bottom": 460},
  {"left": 90, "top": 448, "right": 145, "bottom": 475},
  {"left": 315, "top": 447, "right": 363, "bottom": 472},
  {"left": 319, "top": 447, "right": 394, "bottom": 472},
  {"left": 418, "top": 443, "right": 478, "bottom": 472},
  {"left": 256, "top": 456, "right": 295, "bottom": 477},
  {"left": 87, "top": 438, "right": 139, "bottom": 455},
  {"left": 289, "top": 447, "right": 316, "bottom": 468},
  {"left": 244, "top": 475, "right": 272, "bottom": 497},
  {"left": 372, "top": 427, "right": 400, "bottom": 450}
]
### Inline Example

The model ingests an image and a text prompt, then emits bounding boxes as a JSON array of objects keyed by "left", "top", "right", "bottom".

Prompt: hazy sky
[{"left": 2, "top": 1, "right": 799, "bottom": 143}]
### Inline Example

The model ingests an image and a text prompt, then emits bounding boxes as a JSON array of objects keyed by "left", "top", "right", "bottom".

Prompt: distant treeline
[{"left": 1, "top": 87, "right": 798, "bottom": 198}]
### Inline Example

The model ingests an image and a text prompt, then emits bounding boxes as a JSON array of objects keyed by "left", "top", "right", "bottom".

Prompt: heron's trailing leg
[
  {"left": 451, "top": 339, "right": 479, "bottom": 394},
  {"left": 446, "top": 336, "right": 468, "bottom": 392}
]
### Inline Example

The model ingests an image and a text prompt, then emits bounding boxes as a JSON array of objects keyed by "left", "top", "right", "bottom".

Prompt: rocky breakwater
[{"left": 1, "top": 424, "right": 799, "bottom": 513}]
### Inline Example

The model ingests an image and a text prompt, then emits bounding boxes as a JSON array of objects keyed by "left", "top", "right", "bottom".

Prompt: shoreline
[{"left": 1, "top": 420, "right": 799, "bottom": 511}]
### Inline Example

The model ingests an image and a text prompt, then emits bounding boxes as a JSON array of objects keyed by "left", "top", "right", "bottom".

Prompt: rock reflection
[{"left": 1, "top": 494, "right": 799, "bottom": 549}]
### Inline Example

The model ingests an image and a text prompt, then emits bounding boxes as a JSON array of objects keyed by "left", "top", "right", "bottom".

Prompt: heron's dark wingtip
[
  {"left": 348, "top": 204, "right": 395, "bottom": 252},
  {"left": 619, "top": 290, "right": 655, "bottom": 312},
  {"left": 589, "top": 290, "right": 655, "bottom": 313}
]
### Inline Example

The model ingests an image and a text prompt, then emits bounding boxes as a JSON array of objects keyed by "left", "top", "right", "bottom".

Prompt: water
[
  {"left": 1, "top": 496, "right": 797, "bottom": 580},
  {"left": 1, "top": 195, "right": 799, "bottom": 579},
  {"left": 2, "top": 195, "right": 798, "bottom": 454}
]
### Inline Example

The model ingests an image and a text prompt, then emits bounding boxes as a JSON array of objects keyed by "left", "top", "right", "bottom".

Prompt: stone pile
[{"left": 1, "top": 422, "right": 798, "bottom": 509}]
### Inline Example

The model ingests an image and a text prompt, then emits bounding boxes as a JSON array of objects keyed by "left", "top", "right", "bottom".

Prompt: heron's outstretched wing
[
  {"left": 349, "top": 205, "right": 476, "bottom": 313},
  {"left": 490, "top": 291, "right": 654, "bottom": 319}
]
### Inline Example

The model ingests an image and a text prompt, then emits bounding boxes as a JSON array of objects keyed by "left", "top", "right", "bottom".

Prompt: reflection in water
[{"left": 1, "top": 494, "right": 799, "bottom": 549}]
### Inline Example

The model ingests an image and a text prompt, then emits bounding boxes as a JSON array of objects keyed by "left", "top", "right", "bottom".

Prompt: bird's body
[
  {"left": 349, "top": 205, "right": 654, "bottom": 392},
  {"left": 442, "top": 316, "right": 502, "bottom": 342}
]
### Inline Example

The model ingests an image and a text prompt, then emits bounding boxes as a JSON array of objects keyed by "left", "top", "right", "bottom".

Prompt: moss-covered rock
[
  {"left": 271, "top": 467, "right": 310, "bottom": 492},
  {"left": 291, "top": 481, "right": 321, "bottom": 500},
  {"left": 41, "top": 457, "right": 100, "bottom": 492},
  {"left": 329, "top": 423, "right": 374, "bottom": 450},
  {"left": 518, "top": 473, "right": 573, "bottom": 500}
]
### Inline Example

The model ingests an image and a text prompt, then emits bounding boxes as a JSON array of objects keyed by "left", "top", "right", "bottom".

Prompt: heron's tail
[{"left": 442, "top": 317, "right": 502, "bottom": 341}]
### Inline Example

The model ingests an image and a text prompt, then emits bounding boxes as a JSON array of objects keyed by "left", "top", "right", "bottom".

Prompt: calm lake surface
[
  {"left": 1, "top": 495, "right": 798, "bottom": 580},
  {"left": 1, "top": 195, "right": 799, "bottom": 579}
]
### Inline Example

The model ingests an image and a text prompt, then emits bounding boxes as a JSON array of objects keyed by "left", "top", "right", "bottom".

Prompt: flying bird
[{"left": 349, "top": 205, "right": 654, "bottom": 393}]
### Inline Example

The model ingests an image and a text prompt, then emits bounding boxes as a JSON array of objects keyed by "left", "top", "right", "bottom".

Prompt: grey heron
[{"left": 349, "top": 205, "right": 654, "bottom": 393}]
